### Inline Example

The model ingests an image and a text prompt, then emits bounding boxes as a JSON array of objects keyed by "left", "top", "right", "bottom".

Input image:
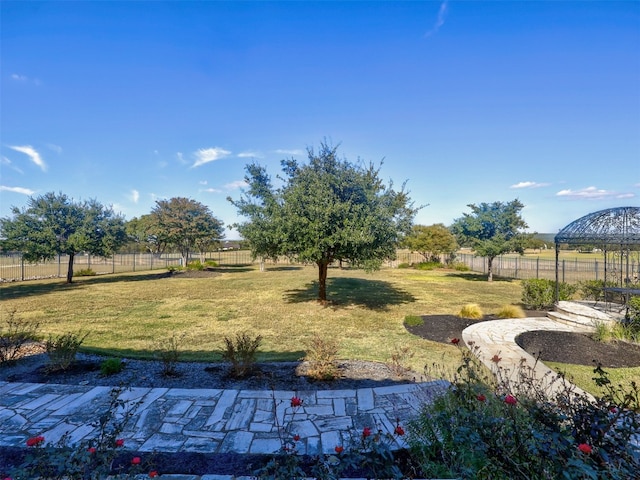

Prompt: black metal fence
[{"left": 2, "top": 250, "right": 636, "bottom": 285}]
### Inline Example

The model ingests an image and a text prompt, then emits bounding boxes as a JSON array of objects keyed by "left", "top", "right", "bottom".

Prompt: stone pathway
[{"left": 0, "top": 380, "right": 448, "bottom": 457}]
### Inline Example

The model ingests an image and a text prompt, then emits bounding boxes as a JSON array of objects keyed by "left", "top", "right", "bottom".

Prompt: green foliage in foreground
[{"left": 409, "top": 348, "right": 640, "bottom": 479}]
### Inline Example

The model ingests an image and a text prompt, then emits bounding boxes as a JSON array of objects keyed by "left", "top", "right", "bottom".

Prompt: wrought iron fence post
[{"left": 536, "top": 257, "right": 539, "bottom": 279}]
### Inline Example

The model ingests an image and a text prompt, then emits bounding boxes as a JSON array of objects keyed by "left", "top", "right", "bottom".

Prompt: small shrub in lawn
[
  {"left": 304, "top": 334, "right": 340, "bottom": 381},
  {"left": 521, "top": 278, "right": 577, "bottom": 310},
  {"left": 458, "top": 303, "right": 483, "bottom": 319},
  {"left": 204, "top": 259, "right": 219, "bottom": 268},
  {"left": 0, "top": 309, "right": 40, "bottom": 366},
  {"left": 75, "top": 268, "right": 96, "bottom": 276},
  {"left": 222, "top": 331, "right": 262, "bottom": 378},
  {"left": 593, "top": 321, "right": 613, "bottom": 343},
  {"left": 100, "top": 357, "right": 124, "bottom": 376},
  {"left": 167, "top": 265, "right": 182, "bottom": 273},
  {"left": 155, "top": 333, "right": 184, "bottom": 377},
  {"left": 186, "top": 260, "right": 205, "bottom": 270},
  {"left": 397, "top": 262, "right": 411, "bottom": 269},
  {"left": 451, "top": 261, "right": 470, "bottom": 271},
  {"left": 496, "top": 304, "right": 525, "bottom": 319},
  {"left": 403, "top": 314, "right": 424, "bottom": 327},
  {"left": 415, "top": 261, "right": 442, "bottom": 270},
  {"left": 45, "top": 331, "right": 88, "bottom": 371}
]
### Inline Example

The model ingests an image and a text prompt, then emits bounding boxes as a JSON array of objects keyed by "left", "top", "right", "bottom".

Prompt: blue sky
[{"left": 1, "top": 1, "right": 638, "bottom": 238}]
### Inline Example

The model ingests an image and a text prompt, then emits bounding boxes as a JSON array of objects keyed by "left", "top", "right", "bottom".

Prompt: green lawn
[{"left": 2, "top": 264, "right": 637, "bottom": 396}]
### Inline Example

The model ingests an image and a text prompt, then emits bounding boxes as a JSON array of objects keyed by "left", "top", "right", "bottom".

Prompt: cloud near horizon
[
  {"left": 192, "top": 147, "right": 231, "bottom": 168},
  {"left": 275, "top": 148, "right": 304, "bottom": 156},
  {"left": 237, "top": 151, "right": 263, "bottom": 159},
  {"left": 224, "top": 180, "right": 248, "bottom": 190},
  {"left": 510, "top": 181, "right": 551, "bottom": 189},
  {"left": 556, "top": 186, "right": 635, "bottom": 200},
  {"left": 0, "top": 185, "right": 35, "bottom": 195},
  {"left": 8, "top": 145, "right": 47, "bottom": 171}
]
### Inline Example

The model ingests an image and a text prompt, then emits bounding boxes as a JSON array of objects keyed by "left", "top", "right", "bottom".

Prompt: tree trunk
[
  {"left": 317, "top": 260, "right": 329, "bottom": 302},
  {"left": 66, "top": 252, "right": 75, "bottom": 283},
  {"left": 487, "top": 256, "right": 494, "bottom": 282}
]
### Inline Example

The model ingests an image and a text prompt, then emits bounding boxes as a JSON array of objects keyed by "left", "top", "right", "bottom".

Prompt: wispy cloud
[
  {"left": 224, "top": 180, "right": 248, "bottom": 190},
  {"left": 192, "top": 147, "right": 231, "bottom": 168},
  {"left": 46, "top": 143, "right": 62, "bottom": 154},
  {"left": 1, "top": 156, "right": 24, "bottom": 174},
  {"left": 510, "top": 181, "right": 551, "bottom": 189},
  {"left": 0, "top": 185, "right": 35, "bottom": 195},
  {"left": 275, "top": 149, "right": 303, "bottom": 156},
  {"left": 201, "top": 187, "right": 223, "bottom": 193},
  {"left": 8, "top": 145, "right": 47, "bottom": 171},
  {"left": 425, "top": 0, "right": 449, "bottom": 37},
  {"left": 129, "top": 189, "right": 140, "bottom": 203},
  {"left": 176, "top": 152, "right": 187, "bottom": 164},
  {"left": 556, "top": 186, "right": 635, "bottom": 200},
  {"left": 11, "top": 73, "right": 41, "bottom": 85},
  {"left": 238, "top": 150, "right": 264, "bottom": 159}
]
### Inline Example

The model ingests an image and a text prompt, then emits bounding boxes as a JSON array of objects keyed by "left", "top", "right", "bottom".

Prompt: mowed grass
[
  {"left": 2, "top": 265, "right": 638, "bottom": 395},
  {"left": 0, "top": 266, "right": 523, "bottom": 372}
]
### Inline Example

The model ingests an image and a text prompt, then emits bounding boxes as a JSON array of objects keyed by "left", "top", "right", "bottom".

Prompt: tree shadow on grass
[
  {"left": 283, "top": 277, "right": 416, "bottom": 310},
  {"left": 444, "top": 272, "right": 517, "bottom": 283}
]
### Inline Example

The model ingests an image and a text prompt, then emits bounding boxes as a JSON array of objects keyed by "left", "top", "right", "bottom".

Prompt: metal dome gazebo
[{"left": 554, "top": 206, "right": 640, "bottom": 315}]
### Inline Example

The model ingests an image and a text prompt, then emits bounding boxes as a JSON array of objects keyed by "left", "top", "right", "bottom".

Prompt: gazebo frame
[{"left": 554, "top": 207, "right": 640, "bottom": 317}]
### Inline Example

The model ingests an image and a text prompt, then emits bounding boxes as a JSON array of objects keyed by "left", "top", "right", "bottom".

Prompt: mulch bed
[{"left": 406, "top": 313, "right": 640, "bottom": 368}]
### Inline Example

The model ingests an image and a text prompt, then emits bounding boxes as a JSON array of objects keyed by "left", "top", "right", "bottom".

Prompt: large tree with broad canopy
[
  {"left": 0, "top": 192, "right": 126, "bottom": 283},
  {"left": 150, "top": 197, "right": 224, "bottom": 266},
  {"left": 229, "top": 142, "right": 418, "bottom": 301},
  {"left": 450, "top": 199, "right": 529, "bottom": 281}
]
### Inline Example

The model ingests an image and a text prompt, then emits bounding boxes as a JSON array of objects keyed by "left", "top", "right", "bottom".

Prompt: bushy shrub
[
  {"left": 204, "top": 259, "right": 219, "bottom": 268},
  {"left": 496, "top": 304, "right": 526, "bottom": 319},
  {"left": 0, "top": 310, "right": 40, "bottom": 365},
  {"left": 459, "top": 303, "right": 483, "bottom": 319},
  {"left": 304, "top": 334, "right": 340, "bottom": 381},
  {"left": 408, "top": 346, "right": 640, "bottom": 479},
  {"left": 451, "top": 262, "right": 470, "bottom": 271},
  {"left": 75, "top": 268, "right": 96, "bottom": 276},
  {"left": 221, "top": 331, "right": 262, "bottom": 378},
  {"left": 521, "top": 278, "right": 577, "bottom": 309},
  {"left": 397, "top": 262, "right": 411, "bottom": 269},
  {"left": 388, "top": 345, "right": 415, "bottom": 377},
  {"left": 415, "top": 261, "right": 443, "bottom": 270},
  {"left": 186, "top": 260, "right": 205, "bottom": 270},
  {"left": 45, "top": 331, "right": 88, "bottom": 371},
  {"left": 100, "top": 357, "right": 124, "bottom": 376},
  {"left": 403, "top": 314, "right": 424, "bottom": 327}
]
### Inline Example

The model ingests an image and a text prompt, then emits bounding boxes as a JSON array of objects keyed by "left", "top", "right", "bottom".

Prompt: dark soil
[{"left": 406, "top": 313, "right": 640, "bottom": 368}]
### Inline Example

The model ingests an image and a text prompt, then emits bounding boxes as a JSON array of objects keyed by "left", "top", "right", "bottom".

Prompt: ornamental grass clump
[
  {"left": 304, "top": 333, "right": 340, "bottom": 381},
  {"left": 221, "top": 331, "right": 262, "bottom": 378},
  {"left": 45, "top": 331, "right": 89, "bottom": 372},
  {"left": 496, "top": 304, "right": 526, "bottom": 319},
  {"left": 408, "top": 343, "right": 640, "bottom": 479},
  {"left": 458, "top": 303, "right": 483, "bottom": 320}
]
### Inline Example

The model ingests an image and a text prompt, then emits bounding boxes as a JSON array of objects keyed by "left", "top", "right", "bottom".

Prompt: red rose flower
[
  {"left": 477, "top": 394, "right": 486, "bottom": 402},
  {"left": 578, "top": 443, "right": 592, "bottom": 454},
  {"left": 504, "top": 394, "right": 517, "bottom": 406},
  {"left": 362, "top": 427, "right": 372, "bottom": 438},
  {"left": 149, "top": 472, "right": 159, "bottom": 478},
  {"left": 335, "top": 446, "right": 344, "bottom": 454},
  {"left": 450, "top": 338, "right": 460, "bottom": 345},
  {"left": 115, "top": 439, "right": 125, "bottom": 447},
  {"left": 394, "top": 425, "right": 405, "bottom": 436},
  {"left": 131, "top": 456, "right": 141, "bottom": 465},
  {"left": 293, "top": 434, "right": 300, "bottom": 442},
  {"left": 88, "top": 447, "right": 96, "bottom": 454},
  {"left": 290, "top": 396, "right": 303, "bottom": 408},
  {"left": 26, "top": 436, "right": 44, "bottom": 447}
]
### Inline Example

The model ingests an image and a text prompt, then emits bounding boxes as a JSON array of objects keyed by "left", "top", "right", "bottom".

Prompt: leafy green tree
[
  {"left": 0, "top": 192, "right": 126, "bottom": 283},
  {"left": 125, "top": 214, "right": 168, "bottom": 255},
  {"left": 403, "top": 224, "right": 458, "bottom": 262},
  {"left": 451, "top": 199, "right": 529, "bottom": 281},
  {"left": 229, "top": 142, "right": 417, "bottom": 301},
  {"left": 151, "top": 197, "right": 224, "bottom": 265}
]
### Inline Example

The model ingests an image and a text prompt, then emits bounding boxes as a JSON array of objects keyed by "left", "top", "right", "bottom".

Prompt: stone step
[
  {"left": 553, "top": 301, "right": 617, "bottom": 327},
  {"left": 546, "top": 310, "right": 599, "bottom": 329}
]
